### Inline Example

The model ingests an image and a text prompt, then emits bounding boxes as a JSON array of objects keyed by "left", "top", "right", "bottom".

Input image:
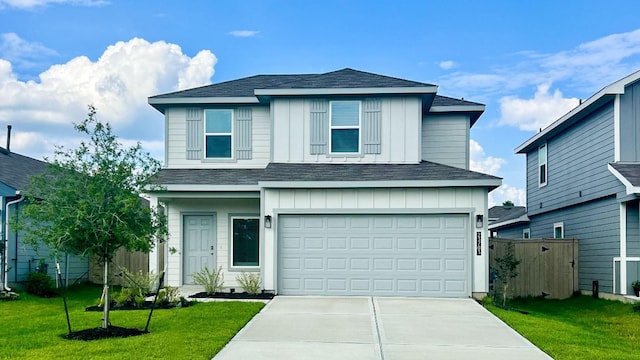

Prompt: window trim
[
  {"left": 538, "top": 143, "right": 547, "bottom": 187},
  {"left": 204, "top": 109, "right": 234, "bottom": 159},
  {"left": 523, "top": 228, "right": 531, "bottom": 239},
  {"left": 329, "top": 100, "right": 361, "bottom": 154},
  {"left": 229, "top": 215, "right": 260, "bottom": 270},
  {"left": 553, "top": 222, "right": 564, "bottom": 239}
]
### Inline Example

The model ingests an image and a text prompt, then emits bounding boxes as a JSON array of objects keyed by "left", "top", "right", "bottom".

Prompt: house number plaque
[{"left": 476, "top": 232, "right": 481, "bottom": 255}]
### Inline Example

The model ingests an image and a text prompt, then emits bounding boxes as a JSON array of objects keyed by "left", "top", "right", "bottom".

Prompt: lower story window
[
  {"left": 232, "top": 217, "right": 259, "bottom": 267},
  {"left": 554, "top": 222, "right": 564, "bottom": 239}
]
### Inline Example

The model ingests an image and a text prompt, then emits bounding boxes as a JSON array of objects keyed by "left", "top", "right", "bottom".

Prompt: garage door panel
[{"left": 278, "top": 214, "right": 470, "bottom": 297}]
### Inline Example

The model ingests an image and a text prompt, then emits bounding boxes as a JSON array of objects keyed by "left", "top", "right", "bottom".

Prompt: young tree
[
  {"left": 494, "top": 241, "right": 521, "bottom": 308},
  {"left": 18, "top": 105, "right": 167, "bottom": 328}
]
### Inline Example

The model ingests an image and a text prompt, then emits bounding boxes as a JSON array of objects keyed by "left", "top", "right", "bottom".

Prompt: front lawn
[
  {"left": 0, "top": 284, "right": 264, "bottom": 360},
  {"left": 487, "top": 295, "right": 640, "bottom": 360}
]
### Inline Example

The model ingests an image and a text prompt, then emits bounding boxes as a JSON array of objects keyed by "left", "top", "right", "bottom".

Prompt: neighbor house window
[
  {"left": 523, "top": 228, "right": 531, "bottom": 239},
  {"left": 554, "top": 222, "right": 564, "bottom": 239},
  {"left": 231, "top": 217, "right": 259, "bottom": 267},
  {"left": 205, "top": 109, "right": 233, "bottom": 158},
  {"left": 538, "top": 143, "right": 547, "bottom": 187},
  {"left": 330, "top": 101, "right": 360, "bottom": 153}
]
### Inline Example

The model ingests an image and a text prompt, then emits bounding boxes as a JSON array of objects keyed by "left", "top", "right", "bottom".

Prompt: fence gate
[{"left": 489, "top": 238, "right": 578, "bottom": 299}]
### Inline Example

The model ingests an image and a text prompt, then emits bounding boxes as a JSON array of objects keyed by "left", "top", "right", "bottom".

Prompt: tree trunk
[
  {"left": 502, "top": 283, "right": 509, "bottom": 308},
  {"left": 102, "top": 258, "right": 109, "bottom": 329}
]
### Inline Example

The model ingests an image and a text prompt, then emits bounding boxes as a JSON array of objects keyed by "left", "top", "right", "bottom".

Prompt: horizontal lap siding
[
  {"left": 494, "top": 225, "right": 528, "bottom": 239},
  {"left": 527, "top": 103, "right": 622, "bottom": 215},
  {"left": 422, "top": 114, "right": 469, "bottom": 169},
  {"left": 529, "top": 196, "right": 619, "bottom": 293}
]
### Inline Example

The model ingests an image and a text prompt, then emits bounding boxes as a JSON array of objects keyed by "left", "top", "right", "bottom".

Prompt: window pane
[
  {"left": 206, "top": 135, "right": 231, "bottom": 158},
  {"left": 233, "top": 219, "right": 259, "bottom": 267},
  {"left": 539, "top": 164, "right": 546, "bottom": 184},
  {"left": 554, "top": 227, "right": 562, "bottom": 239},
  {"left": 331, "top": 101, "right": 359, "bottom": 126},
  {"left": 331, "top": 129, "right": 359, "bottom": 152},
  {"left": 538, "top": 145, "right": 546, "bottom": 164},
  {"left": 205, "top": 110, "right": 232, "bottom": 133}
]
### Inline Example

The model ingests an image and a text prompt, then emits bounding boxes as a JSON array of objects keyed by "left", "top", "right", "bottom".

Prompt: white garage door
[{"left": 278, "top": 214, "right": 470, "bottom": 297}]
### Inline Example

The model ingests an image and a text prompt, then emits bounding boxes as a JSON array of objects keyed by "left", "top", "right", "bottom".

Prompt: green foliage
[
  {"left": 502, "top": 200, "right": 515, "bottom": 207},
  {"left": 113, "top": 287, "right": 144, "bottom": 307},
  {"left": 236, "top": 272, "right": 261, "bottom": 295},
  {"left": 25, "top": 272, "right": 57, "bottom": 297},
  {"left": 494, "top": 241, "right": 521, "bottom": 308},
  {"left": 119, "top": 266, "right": 160, "bottom": 296},
  {"left": 632, "top": 280, "right": 640, "bottom": 289},
  {"left": 192, "top": 266, "right": 224, "bottom": 295},
  {"left": 157, "top": 286, "right": 179, "bottom": 304},
  {"left": 14, "top": 105, "right": 167, "bottom": 263}
]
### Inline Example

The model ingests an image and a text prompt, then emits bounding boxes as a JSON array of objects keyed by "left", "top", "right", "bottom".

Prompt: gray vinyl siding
[
  {"left": 619, "top": 81, "right": 640, "bottom": 161},
  {"left": 422, "top": 114, "right": 469, "bottom": 169},
  {"left": 493, "top": 224, "right": 529, "bottom": 239},
  {"left": 626, "top": 200, "right": 640, "bottom": 257},
  {"left": 529, "top": 196, "right": 619, "bottom": 293},
  {"left": 526, "top": 103, "right": 622, "bottom": 216}
]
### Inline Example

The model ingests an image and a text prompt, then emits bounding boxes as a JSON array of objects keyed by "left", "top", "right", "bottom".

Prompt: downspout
[{"left": 3, "top": 191, "right": 24, "bottom": 291}]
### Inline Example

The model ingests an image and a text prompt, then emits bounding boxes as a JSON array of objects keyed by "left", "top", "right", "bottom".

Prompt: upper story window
[
  {"left": 205, "top": 110, "right": 233, "bottom": 158},
  {"left": 538, "top": 143, "right": 547, "bottom": 187},
  {"left": 330, "top": 101, "right": 360, "bottom": 153}
]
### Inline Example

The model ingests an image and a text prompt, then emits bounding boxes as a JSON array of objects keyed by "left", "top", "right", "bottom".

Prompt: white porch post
[
  {"left": 620, "top": 202, "right": 627, "bottom": 295},
  {"left": 148, "top": 195, "right": 160, "bottom": 275}
]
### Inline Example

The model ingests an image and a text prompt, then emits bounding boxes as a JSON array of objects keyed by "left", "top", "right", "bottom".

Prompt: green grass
[
  {"left": 0, "top": 284, "right": 264, "bottom": 360},
  {"left": 487, "top": 295, "right": 640, "bottom": 360}
]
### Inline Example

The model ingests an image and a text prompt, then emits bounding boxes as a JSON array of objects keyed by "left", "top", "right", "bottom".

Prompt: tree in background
[
  {"left": 17, "top": 105, "right": 167, "bottom": 329},
  {"left": 502, "top": 200, "right": 514, "bottom": 207}
]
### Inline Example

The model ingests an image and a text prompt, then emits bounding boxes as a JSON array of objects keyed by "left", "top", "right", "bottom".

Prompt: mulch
[
  {"left": 189, "top": 291, "right": 275, "bottom": 300},
  {"left": 64, "top": 326, "right": 148, "bottom": 341}
]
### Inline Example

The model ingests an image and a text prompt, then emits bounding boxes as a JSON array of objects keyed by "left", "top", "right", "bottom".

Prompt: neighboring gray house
[
  {"left": 146, "top": 68, "right": 501, "bottom": 298},
  {"left": 514, "top": 70, "right": 640, "bottom": 296},
  {"left": 488, "top": 205, "right": 529, "bottom": 238},
  {"left": 0, "top": 136, "right": 89, "bottom": 290}
]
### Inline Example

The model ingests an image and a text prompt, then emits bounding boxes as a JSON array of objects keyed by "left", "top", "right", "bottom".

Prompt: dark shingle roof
[
  {"left": 488, "top": 206, "right": 527, "bottom": 223},
  {"left": 0, "top": 149, "right": 48, "bottom": 191},
  {"left": 610, "top": 162, "right": 640, "bottom": 186},
  {"left": 155, "top": 161, "right": 500, "bottom": 187},
  {"left": 150, "top": 68, "right": 435, "bottom": 99},
  {"left": 156, "top": 168, "right": 265, "bottom": 185},
  {"left": 432, "top": 95, "right": 484, "bottom": 107}
]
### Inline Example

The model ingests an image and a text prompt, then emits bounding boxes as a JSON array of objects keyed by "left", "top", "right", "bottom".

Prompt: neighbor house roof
[
  {"left": 0, "top": 148, "right": 48, "bottom": 193},
  {"left": 516, "top": 69, "right": 640, "bottom": 154},
  {"left": 608, "top": 162, "right": 640, "bottom": 196},
  {"left": 488, "top": 205, "right": 529, "bottom": 230},
  {"left": 154, "top": 161, "right": 501, "bottom": 191}
]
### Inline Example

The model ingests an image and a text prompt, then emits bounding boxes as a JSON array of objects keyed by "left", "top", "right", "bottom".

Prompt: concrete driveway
[{"left": 213, "top": 297, "right": 552, "bottom": 360}]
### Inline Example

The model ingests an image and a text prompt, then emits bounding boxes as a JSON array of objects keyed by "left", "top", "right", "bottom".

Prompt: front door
[{"left": 183, "top": 214, "right": 216, "bottom": 285}]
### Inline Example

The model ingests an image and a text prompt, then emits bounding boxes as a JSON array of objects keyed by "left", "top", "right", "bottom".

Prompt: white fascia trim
[
  {"left": 163, "top": 184, "right": 261, "bottom": 192},
  {"left": 614, "top": 94, "right": 621, "bottom": 162},
  {"left": 148, "top": 97, "right": 259, "bottom": 105},
  {"left": 608, "top": 164, "right": 640, "bottom": 195},
  {"left": 157, "top": 191, "right": 260, "bottom": 199},
  {"left": 487, "top": 214, "right": 530, "bottom": 230},
  {"left": 259, "top": 179, "right": 502, "bottom": 189},
  {"left": 254, "top": 86, "right": 438, "bottom": 96},
  {"left": 429, "top": 105, "right": 485, "bottom": 113}
]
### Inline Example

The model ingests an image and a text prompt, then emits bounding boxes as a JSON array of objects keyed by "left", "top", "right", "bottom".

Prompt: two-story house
[
  {"left": 146, "top": 68, "right": 501, "bottom": 298},
  {"left": 511, "top": 70, "right": 640, "bottom": 297}
]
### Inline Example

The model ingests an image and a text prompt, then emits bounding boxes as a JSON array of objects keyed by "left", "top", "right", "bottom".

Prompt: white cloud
[
  {"left": 0, "top": 37, "right": 217, "bottom": 162},
  {"left": 469, "top": 139, "right": 505, "bottom": 176},
  {"left": 0, "top": 0, "right": 107, "bottom": 9},
  {"left": 229, "top": 30, "right": 260, "bottom": 38},
  {"left": 498, "top": 84, "right": 580, "bottom": 131},
  {"left": 0, "top": 32, "right": 57, "bottom": 69},
  {"left": 438, "top": 60, "right": 455, "bottom": 70},
  {"left": 488, "top": 184, "right": 526, "bottom": 207}
]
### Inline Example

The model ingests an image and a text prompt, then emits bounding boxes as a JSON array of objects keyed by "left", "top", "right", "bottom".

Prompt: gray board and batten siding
[
  {"left": 526, "top": 102, "right": 622, "bottom": 217},
  {"left": 620, "top": 81, "right": 640, "bottom": 162}
]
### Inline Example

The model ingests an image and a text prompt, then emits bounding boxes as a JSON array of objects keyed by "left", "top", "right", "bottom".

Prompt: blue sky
[{"left": 2, "top": 0, "right": 640, "bottom": 206}]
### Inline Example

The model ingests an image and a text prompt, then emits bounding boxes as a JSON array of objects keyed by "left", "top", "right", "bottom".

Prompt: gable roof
[
  {"left": 516, "top": 69, "right": 640, "bottom": 154},
  {"left": 154, "top": 161, "right": 501, "bottom": 191},
  {"left": 0, "top": 148, "right": 48, "bottom": 193},
  {"left": 487, "top": 205, "right": 529, "bottom": 230}
]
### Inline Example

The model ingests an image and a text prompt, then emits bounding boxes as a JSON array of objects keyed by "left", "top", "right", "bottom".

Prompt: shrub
[
  {"left": 113, "top": 287, "right": 146, "bottom": 308},
  {"left": 157, "top": 286, "right": 179, "bottom": 304},
  {"left": 236, "top": 272, "right": 261, "bottom": 295},
  {"left": 25, "top": 272, "right": 57, "bottom": 297},
  {"left": 119, "top": 266, "right": 160, "bottom": 296},
  {"left": 192, "top": 266, "right": 224, "bottom": 295}
]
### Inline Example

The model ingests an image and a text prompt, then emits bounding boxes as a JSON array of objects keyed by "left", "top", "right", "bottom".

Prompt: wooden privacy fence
[
  {"left": 88, "top": 248, "right": 149, "bottom": 286},
  {"left": 489, "top": 238, "right": 578, "bottom": 299}
]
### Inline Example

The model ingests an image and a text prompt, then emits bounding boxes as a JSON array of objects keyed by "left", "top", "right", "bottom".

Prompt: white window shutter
[
  {"left": 362, "top": 98, "right": 381, "bottom": 154},
  {"left": 310, "top": 100, "right": 329, "bottom": 154},
  {"left": 186, "top": 108, "right": 203, "bottom": 160}
]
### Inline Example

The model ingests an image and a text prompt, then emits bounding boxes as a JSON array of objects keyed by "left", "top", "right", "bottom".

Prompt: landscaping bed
[{"left": 189, "top": 291, "right": 275, "bottom": 300}]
